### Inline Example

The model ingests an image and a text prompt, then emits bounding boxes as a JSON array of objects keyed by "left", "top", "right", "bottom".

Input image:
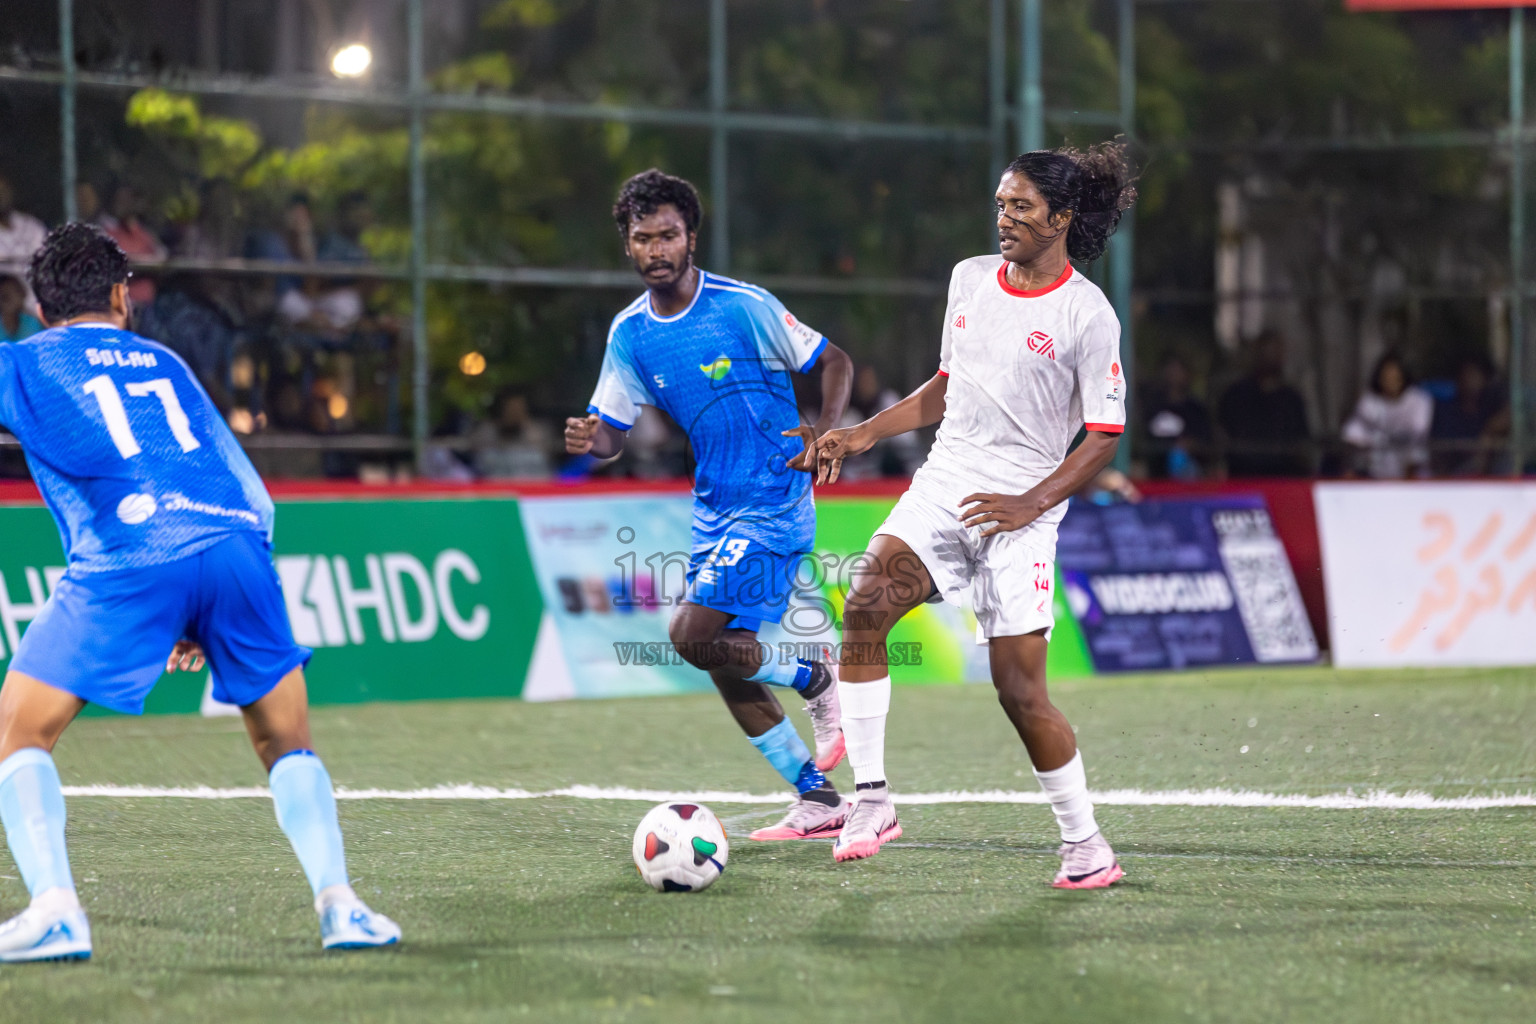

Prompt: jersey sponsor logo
[
  {"left": 1111, "top": 362, "right": 1120, "bottom": 377},
  {"left": 699, "top": 355, "right": 733, "bottom": 381},
  {"left": 953, "top": 314, "right": 966, "bottom": 329},
  {"left": 276, "top": 549, "right": 490, "bottom": 648},
  {"left": 116, "top": 493, "right": 157, "bottom": 525},
  {"left": 652, "top": 374, "right": 667, "bottom": 389},
  {"left": 1026, "top": 331, "right": 1056, "bottom": 360},
  {"left": 784, "top": 313, "right": 798, "bottom": 327},
  {"left": 161, "top": 494, "right": 261, "bottom": 527},
  {"left": 85, "top": 348, "right": 159, "bottom": 369}
]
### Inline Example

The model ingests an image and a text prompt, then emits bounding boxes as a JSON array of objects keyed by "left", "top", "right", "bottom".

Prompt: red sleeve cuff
[
  {"left": 1085, "top": 422, "right": 1124, "bottom": 434},
  {"left": 937, "top": 369, "right": 949, "bottom": 377}
]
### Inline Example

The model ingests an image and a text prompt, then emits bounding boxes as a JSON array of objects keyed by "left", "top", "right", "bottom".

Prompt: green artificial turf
[{"left": 3, "top": 666, "right": 1535, "bottom": 1022}]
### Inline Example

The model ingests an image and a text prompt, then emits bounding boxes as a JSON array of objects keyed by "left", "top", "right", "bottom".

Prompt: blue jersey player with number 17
[
  {"left": 566, "top": 170, "right": 856, "bottom": 841},
  {"left": 0, "top": 224, "right": 399, "bottom": 961}
]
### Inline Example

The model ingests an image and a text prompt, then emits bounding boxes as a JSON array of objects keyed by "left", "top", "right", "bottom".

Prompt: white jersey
[{"left": 909, "top": 255, "right": 1126, "bottom": 529}]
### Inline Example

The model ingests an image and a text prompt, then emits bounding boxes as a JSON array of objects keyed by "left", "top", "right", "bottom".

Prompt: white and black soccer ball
[{"left": 631, "top": 801, "right": 729, "bottom": 893}]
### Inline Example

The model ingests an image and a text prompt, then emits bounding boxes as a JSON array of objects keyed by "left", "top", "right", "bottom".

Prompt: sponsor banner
[
  {"left": 1315, "top": 482, "right": 1536, "bottom": 667},
  {"left": 1059, "top": 497, "right": 1318, "bottom": 672},
  {"left": 0, "top": 499, "right": 544, "bottom": 713},
  {"left": 517, "top": 494, "right": 1095, "bottom": 697}
]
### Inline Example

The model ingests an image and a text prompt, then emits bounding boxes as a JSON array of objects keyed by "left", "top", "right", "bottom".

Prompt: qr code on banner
[{"left": 1219, "top": 539, "right": 1319, "bottom": 663}]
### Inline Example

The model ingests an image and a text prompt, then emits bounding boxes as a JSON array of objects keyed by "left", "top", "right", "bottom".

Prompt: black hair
[
  {"left": 1004, "top": 140, "right": 1137, "bottom": 263},
  {"left": 27, "top": 223, "right": 130, "bottom": 323},
  {"left": 612, "top": 169, "right": 702, "bottom": 237},
  {"left": 1368, "top": 351, "right": 1413, "bottom": 395}
]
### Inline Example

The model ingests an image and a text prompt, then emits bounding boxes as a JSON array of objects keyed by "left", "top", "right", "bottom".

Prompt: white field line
[{"left": 55, "top": 784, "right": 1536, "bottom": 811}]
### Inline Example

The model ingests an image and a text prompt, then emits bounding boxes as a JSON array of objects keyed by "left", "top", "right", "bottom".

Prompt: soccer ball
[{"left": 632, "top": 801, "right": 729, "bottom": 893}]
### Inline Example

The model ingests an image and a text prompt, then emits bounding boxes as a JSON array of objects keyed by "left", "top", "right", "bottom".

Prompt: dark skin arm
[
  {"left": 959, "top": 430, "right": 1121, "bottom": 537},
  {"left": 564, "top": 414, "right": 627, "bottom": 459},
  {"left": 812, "top": 372, "right": 949, "bottom": 484},
  {"left": 782, "top": 341, "right": 853, "bottom": 471}
]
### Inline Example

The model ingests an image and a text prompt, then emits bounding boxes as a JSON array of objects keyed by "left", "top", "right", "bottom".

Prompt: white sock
[
  {"left": 839, "top": 676, "right": 891, "bottom": 790},
  {"left": 1033, "top": 751, "right": 1099, "bottom": 843}
]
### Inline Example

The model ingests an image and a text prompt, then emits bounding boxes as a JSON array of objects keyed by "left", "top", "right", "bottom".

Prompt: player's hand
[
  {"left": 811, "top": 424, "right": 877, "bottom": 485},
  {"left": 958, "top": 492, "right": 1042, "bottom": 538},
  {"left": 564, "top": 414, "right": 602, "bottom": 455},
  {"left": 165, "top": 641, "right": 206, "bottom": 674},
  {"left": 781, "top": 425, "right": 823, "bottom": 473}
]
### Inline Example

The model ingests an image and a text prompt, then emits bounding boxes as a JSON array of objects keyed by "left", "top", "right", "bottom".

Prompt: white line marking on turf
[{"left": 56, "top": 784, "right": 1536, "bottom": 810}]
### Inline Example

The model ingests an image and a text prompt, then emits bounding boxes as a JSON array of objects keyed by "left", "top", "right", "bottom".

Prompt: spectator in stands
[
  {"left": 471, "top": 389, "right": 555, "bottom": 479},
  {"left": 1217, "top": 330, "right": 1313, "bottom": 477},
  {"left": 1342, "top": 351, "right": 1433, "bottom": 479},
  {"left": 101, "top": 182, "right": 168, "bottom": 307},
  {"left": 1431, "top": 358, "right": 1506, "bottom": 477},
  {"left": 175, "top": 178, "right": 242, "bottom": 260},
  {"left": 0, "top": 175, "right": 48, "bottom": 303},
  {"left": 0, "top": 275, "right": 42, "bottom": 342},
  {"left": 1141, "top": 354, "right": 1212, "bottom": 479}
]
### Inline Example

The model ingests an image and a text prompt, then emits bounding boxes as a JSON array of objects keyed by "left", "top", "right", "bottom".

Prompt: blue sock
[
  {"left": 0, "top": 748, "right": 75, "bottom": 898},
  {"left": 268, "top": 750, "right": 349, "bottom": 896},
  {"left": 747, "top": 656, "right": 815, "bottom": 691},
  {"left": 748, "top": 719, "right": 828, "bottom": 794}
]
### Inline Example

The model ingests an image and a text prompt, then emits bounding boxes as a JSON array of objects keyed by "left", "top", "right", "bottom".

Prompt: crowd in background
[
  {"left": 1140, "top": 331, "right": 1513, "bottom": 481},
  {"left": 0, "top": 169, "right": 1521, "bottom": 484}
]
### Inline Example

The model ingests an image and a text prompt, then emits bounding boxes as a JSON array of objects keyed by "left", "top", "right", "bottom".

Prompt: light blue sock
[
  {"left": 268, "top": 750, "right": 349, "bottom": 896},
  {"left": 0, "top": 748, "right": 75, "bottom": 898},
  {"left": 747, "top": 719, "right": 828, "bottom": 793},
  {"left": 746, "top": 655, "right": 814, "bottom": 691}
]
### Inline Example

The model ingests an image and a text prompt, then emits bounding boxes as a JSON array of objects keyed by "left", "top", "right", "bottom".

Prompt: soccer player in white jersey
[{"left": 813, "top": 143, "right": 1136, "bottom": 887}]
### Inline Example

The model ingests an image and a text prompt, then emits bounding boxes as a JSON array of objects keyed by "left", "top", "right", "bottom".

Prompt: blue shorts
[
  {"left": 11, "top": 531, "right": 312, "bottom": 715},
  {"left": 684, "top": 533, "right": 806, "bottom": 634}
]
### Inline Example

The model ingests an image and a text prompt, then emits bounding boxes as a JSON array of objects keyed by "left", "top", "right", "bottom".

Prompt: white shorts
[{"left": 874, "top": 486, "right": 1059, "bottom": 642}]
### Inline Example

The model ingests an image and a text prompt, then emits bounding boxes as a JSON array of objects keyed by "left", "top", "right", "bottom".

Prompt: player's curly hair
[
  {"left": 27, "top": 222, "right": 130, "bottom": 323},
  {"left": 1005, "top": 140, "right": 1138, "bottom": 263},
  {"left": 612, "top": 169, "right": 703, "bottom": 238}
]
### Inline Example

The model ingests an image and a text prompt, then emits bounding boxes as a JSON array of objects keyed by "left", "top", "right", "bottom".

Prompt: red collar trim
[{"left": 997, "top": 261, "right": 1073, "bottom": 298}]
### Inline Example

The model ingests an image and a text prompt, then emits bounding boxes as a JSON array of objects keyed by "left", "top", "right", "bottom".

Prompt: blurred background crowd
[{"left": 1, "top": 0, "right": 1531, "bottom": 484}]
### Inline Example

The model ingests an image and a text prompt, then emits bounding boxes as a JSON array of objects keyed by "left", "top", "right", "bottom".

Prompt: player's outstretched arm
[
  {"left": 959, "top": 429, "right": 1120, "bottom": 537},
  {"left": 565, "top": 414, "right": 626, "bottom": 460},
  {"left": 783, "top": 341, "right": 853, "bottom": 471},
  {"left": 812, "top": 372, "right": 948, "bottom": 484}
]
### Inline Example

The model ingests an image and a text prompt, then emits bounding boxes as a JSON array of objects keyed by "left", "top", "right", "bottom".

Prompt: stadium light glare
[{"left": 331, "top": 44, "right": 373, "bottom": 78}]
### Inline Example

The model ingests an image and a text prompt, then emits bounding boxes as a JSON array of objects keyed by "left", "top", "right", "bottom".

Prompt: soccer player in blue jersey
[
  {"left": 0, "top": 224, "right": 400, "bottom": 961},
  {"left": 565, "top": 170, "right": 855, "bottom": 841}
]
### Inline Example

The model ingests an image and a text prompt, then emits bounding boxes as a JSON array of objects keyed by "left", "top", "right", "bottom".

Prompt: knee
[
  {"left": 668, "top": 614, "right": 717, "bottom": 670},
  {"left": 994, "top": 677, "right": 1052, "bottom": 719}
]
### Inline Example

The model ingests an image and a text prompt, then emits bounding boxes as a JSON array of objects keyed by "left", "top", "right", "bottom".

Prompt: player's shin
[
  {"left": 838, "top": 675, "right": 891, "bottom": 792},
  {"left": 1033, "top": 750, "right": 1099, "bottom": 843},
  {"left": 747, "top": 718, "right": 838, "bottom": 804},
  {"left": 268, "top": 749, "right": 350, "bottom": 898},
  {"left": 745, "top": 655, "right": 830, "bottom": 697},
  {"left": 0, "top": 748, "right": 77, "bottom": 903}
]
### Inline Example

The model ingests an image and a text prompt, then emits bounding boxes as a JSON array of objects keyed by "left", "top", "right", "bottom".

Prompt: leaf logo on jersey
[
  {"left": 699, "top": 355, "right": 733, "bottom": 380},
  {"left": 1026, "top": 331, "right": 1056, "bottom": 361}
]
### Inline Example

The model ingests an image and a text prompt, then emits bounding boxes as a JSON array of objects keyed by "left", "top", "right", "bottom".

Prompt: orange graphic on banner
[{"left": 1392, "top": 508, "right": 1536, "bottom": 654}]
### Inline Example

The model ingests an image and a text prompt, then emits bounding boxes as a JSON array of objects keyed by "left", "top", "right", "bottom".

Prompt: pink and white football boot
[{"left": 1051, "top": 832, "right": 1125, "bottom": 889}]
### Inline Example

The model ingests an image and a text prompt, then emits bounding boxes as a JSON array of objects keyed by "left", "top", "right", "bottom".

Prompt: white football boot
[
  {"left": 317, "top": 885, "right": 402, "bottom": 950},
  {"left": 1052, "top": 832, "right": 1125, "bottom": 890},
  {"left": 802, "top": 659, "right": 846, "bottom": 771},
  {"left": 0, "top": 887, "right": 91, "bottom": 963},
  {"left": 749, "top": 793, "right": 851, "bottom": 841},
  {"left": 831, "top": 789, "right": 902, "bottom": 863}
]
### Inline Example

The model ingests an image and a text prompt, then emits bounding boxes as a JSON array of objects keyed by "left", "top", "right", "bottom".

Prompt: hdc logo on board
[
  {"left": 276, "top": 550, "right": 490, "bottom": 648},
  {"left": 0, "top": 550, "right": 490, "bottom": 663}
]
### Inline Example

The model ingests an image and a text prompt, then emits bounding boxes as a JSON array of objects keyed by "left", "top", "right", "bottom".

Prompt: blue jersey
[
  {"left": 0, "top": 323, "right": 273, "bottom": 574},
  {"left": 588, "top": 271, "right": 828, "bottom": 554}
]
